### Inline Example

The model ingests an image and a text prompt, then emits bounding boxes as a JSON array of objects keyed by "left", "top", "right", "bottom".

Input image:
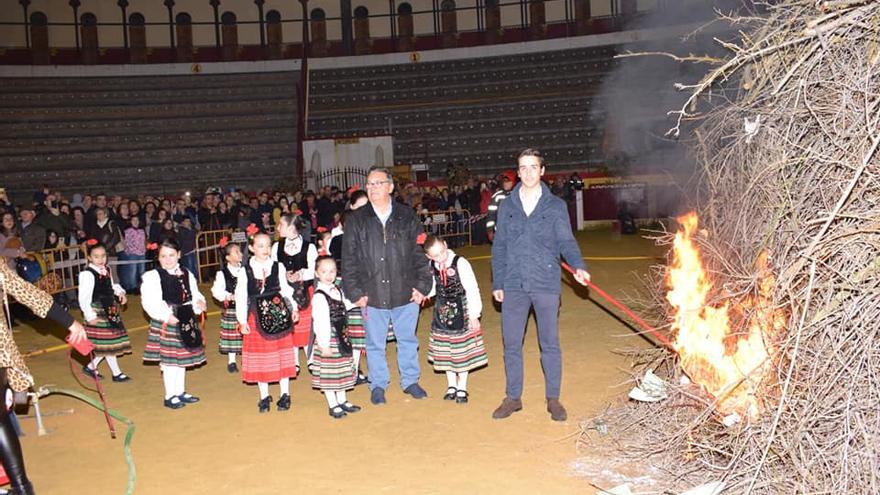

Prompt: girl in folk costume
[
  {"left": 271, "top": 213, "right": 317, "bottom": 373},
  {"left": 141, "top": 238, "right": 208, "bottom": 410},
  {"left": 78, "top": 240, "right": 132, "bottom": 382},
  {"left": 211, "top": 237, "right": 244, "bottom": 373},
  {"left": 422, "top": 234, "right": 488, "bottom": 404},
  {"left": 236, "top": 229, "right": 300, "bottom": 413},
  {"left": 310, "top": 255, "right": 360, "bottom": 418}
]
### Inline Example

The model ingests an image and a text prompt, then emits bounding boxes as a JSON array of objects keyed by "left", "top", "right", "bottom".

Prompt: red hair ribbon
[
  {"left": 316, "top": 226, "right": 328, "bottom": 233},
  {"left": 146, "top": 242, "right": 158, "bottom": 251},
  {"left": 416, "top": 232, "right": 427, "bottom": 245},
  {"left": 85, "top": 238, "right": 98, "bottom": 246},
  {"left": 293, "top": 209, "right": 303, "bottom": 216},
  {"left": 245, "top": 223, "right": 259, "bottom": 236},
  {"left": 347, "top": 185, "right": 361, "bottom": 194},
  {"left": 219, "top": 236, "right": 229, "bottom": 248}
]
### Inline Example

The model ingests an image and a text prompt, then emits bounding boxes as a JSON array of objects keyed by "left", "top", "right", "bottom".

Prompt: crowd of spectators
[{"left": 0, "top": 174, "right": 540, "bottom": 293}]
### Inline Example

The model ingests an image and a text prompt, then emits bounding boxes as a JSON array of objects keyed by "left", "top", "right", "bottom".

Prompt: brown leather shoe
[
  {"left": 547, "top": 398, "right": 567, "bottom": 421},
  {"left": 492, "top": 397, "right": 523, "bottom": 419}
]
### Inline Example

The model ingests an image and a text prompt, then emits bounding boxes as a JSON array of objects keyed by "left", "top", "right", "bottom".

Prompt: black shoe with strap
[
  {"left": 455, "top": 390, "right": 469, "bottom": 404},
  {"left": 443, "top": 387, "right": 457, "bottom": 401},
  {"left": 328, "top": 405, "right": 347, "bottom": 419},
  {"left": 339, "top": 401, "right": 361, "bottom": 413},
  {"left": 258, "top": 396, "right": 273, "bottom": 413},
  {"left": 277, "top": 393, "right": 291, "bottom": 411}
]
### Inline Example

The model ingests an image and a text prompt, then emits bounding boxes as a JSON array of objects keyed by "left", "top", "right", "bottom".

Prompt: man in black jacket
[{"left": 342, "top": 166, "right": 433, "bottom": 405}]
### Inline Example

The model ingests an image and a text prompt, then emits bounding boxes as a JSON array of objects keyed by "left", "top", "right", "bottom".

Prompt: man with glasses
[
  {"left": 491, "top": 148, "right": 590, "bottom": 422},
  {"left": 342, "top": 166, "right": 434, "bottom": 405}
]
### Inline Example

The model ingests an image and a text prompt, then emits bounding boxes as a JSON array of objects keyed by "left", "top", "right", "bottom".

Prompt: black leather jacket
[{"left": 342, "top": 203, "right": 433, "bottom": 309}]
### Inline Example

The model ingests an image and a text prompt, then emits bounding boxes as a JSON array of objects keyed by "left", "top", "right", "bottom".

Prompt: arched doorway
[
  {"left": 574, "top": 0, "right": 591, "bottom": 35},
  {"left": 175, "top": 12, "right": 193, "bottom": 62},
  {"left": 128, "top": 13, "right": 147, "bottom": 63},
  {"left": 528, "top": 0, "right": 546, "bottom": 37},
  {"left": 80, "top": 12, "right": 99, "bottom": 64},
  {"left": 396, "top": 3, "right": 414, "bottom": 51},
  {"left": 484, "top": 0, "right": 501, "bottom": 43},
  {"left": 353, "top": 6, "right": 370, "bottom": 54},
  {"left": 221, "top": 11, "right": 239, "bottom": 61},
  {"left": 310, "top": 8, "right": 328, "bottom": 56},
  {"left": 29, "top": 11, "right": 50, "bottom": 64},
  {"left": 440, "top": 0, "right": 457, "bottom": 48},
  {"left": 266, "top": 10, "right": 283, "bottom": 59}
]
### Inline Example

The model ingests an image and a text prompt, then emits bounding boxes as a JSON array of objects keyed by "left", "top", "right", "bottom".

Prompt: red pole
[{"left": 561, "top": 261, "right": 673, "bottom": 349}]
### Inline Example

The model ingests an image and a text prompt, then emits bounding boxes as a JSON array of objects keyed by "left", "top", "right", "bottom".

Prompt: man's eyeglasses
[{"left": 365, "top": 180, "right": 391, "bottom": 188}]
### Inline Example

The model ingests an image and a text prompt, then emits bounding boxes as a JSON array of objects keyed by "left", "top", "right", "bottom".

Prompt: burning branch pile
[{"left": 583, "top": 1, "right": 880, "bottom": 493}]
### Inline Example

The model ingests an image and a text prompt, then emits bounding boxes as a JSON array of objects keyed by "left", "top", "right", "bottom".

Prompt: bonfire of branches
[{"left": 580, "top": 1, "right": 880, "bottom": 493}]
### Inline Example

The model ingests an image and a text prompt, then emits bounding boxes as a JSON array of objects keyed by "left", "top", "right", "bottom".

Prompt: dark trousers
[
  {"left": 0, "top": 369, "right": 33, "bottom": 494},
  {"left": 500, "top": 290, "right": 562, "bottom": 400}
]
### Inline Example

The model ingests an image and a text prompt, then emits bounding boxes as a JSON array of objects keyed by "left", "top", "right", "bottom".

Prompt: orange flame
[{"left": 666, "top": 212, "right": 784, "bottom": 420}]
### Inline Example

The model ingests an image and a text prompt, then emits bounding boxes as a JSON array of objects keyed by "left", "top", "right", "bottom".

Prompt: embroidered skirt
[
  {"left": 310, "top": 334, "right": 356, "bottom": 391},
  {"left": 241, "top": 312, "right": 297, "bottom": 383},
  {"left": 218, "top": 305, "right": 242, "bottom": 354},
  {"left": 84, "top": 303, "right": 131, "bottom": 357},
  {"left": 427, "top": 325, "right": 488, "bottom": 372},
  {"left": 143, "top": 319, "right": 206, "bottom": 368}
]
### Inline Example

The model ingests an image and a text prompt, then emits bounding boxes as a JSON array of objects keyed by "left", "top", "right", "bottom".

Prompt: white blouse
[
  {"left": 311, "top": 281, "right": 355, "bottom": 350},
  {"left": 211, "top": 264, "right": 243, "bottom": 303},
  {"left": 140, "top": 265, "right": 206, "bottom": 323},
  {"left": 234, "top": 257, "right": 297, "bottom": 327},
  {"left": 427, "top": 250, "right": 482, "bottom": 320},
  {"left": 271, "top": 237, "right": 318, "bottom": 281},
  {"left": 77, "top": 263, "right": 125, "bottom": 322}
]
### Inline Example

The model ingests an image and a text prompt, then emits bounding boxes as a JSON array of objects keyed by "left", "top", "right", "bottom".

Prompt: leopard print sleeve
[{"left": 0, "top": 261, "right": 54, "bottom": 318}]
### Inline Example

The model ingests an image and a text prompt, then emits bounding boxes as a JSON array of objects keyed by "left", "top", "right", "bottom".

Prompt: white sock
[
  {"left": 227, "top": 353, "right": 236, "bottom": 364},
  {"left": 457, "top": 372, "right": 469, "bottom": 392},
  {"left": 335, "top": 390, "right": 347, "bottom": 405},
  {"left": 106, "top": 356, "right": 123, "bottom": 376},
  {"left": 324, "top": 390, "right": 338, "bottom": 407},
  {"left": 353, "top": 351, "right": 362, "bottom": 372},
  {"left": 446, "top": 371, "right": 457, "bottom": 388},
  {"left": 293, "top": 347, "right": 300, "bottom": 367},
  {"left": 160, "top": 365, "right": 175, "bottom": 400},
  {"left": 258, "top": 382, "right": 270, "bottom": 399},
  {"left": 280, "top": 377, "right": 290, "bottom": 396},
  {"left": 88, "top": 356, "right": 104, "bottom": 370},
  {"left": 175, "top": 367, "right": 187, "bottom": 396}
]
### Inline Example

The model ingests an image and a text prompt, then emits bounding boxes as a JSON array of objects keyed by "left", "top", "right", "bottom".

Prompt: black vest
[
  {"left": 86, "top": 267, "right": 115, "bottom": 307},
  {"left": 244, "top": 261, "right": 281, "bottom": 298},
  {"left": 276, "top": 237, "right": 310, "bottom": 272},
  {"left": 157, "top": 267, "right": 193, "bottom": 305},
  {"left": 221, "top": 266, "right": 239, "bottom": 294}
]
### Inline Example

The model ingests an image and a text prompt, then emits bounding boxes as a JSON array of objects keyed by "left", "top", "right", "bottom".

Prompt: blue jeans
[
  {"left": 501, "top": 290, "right": 562, "bottom": 400},
  {"left": 117, "top": 253, "right": 146, "bottom": 292},
  {"left": 364, "top": 303, "right": 421, "bottom": 391}
]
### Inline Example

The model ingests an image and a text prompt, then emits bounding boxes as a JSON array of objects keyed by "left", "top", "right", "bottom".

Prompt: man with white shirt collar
[{"left": 490, "top": 148, "right": 591, "bottom": 422}]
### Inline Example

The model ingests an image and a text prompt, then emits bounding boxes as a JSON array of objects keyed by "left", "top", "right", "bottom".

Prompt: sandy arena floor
[{"left": 13, "top": 230, "right": 663, "bottom": 495}]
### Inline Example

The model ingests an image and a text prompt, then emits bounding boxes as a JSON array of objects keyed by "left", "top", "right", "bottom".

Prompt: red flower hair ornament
[
  {"left": 85, "top": 238, "right": 98, "bottom": 246},
  {"left": 416, "top": 232, "right": 428, "bottom": 245},
  {"left": 146, "top": 242, "right": 158, "bottom": 251},
  {"left": 219, "top": 236, "right": 229, "bottom": 248},
  {"left": 245, "top": 223, "right": 260, "bottom": 237},
  {"left": 316, "top": 226, "right": 328, "bottom": 233}
]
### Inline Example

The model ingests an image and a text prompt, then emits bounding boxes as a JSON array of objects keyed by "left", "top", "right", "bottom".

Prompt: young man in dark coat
[{"left": 491, "top": 148, "right": 590, "bottom": 422}]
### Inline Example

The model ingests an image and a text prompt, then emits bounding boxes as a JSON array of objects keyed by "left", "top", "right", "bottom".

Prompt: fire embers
[{"left": 666, "top": 212, "right": 785, "bottom": 420}]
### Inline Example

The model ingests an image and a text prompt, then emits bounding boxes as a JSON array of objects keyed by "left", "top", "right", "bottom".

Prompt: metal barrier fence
[
  {"left": 16, "top": 245, "right": 88, "bottom": 295},
  {"left": 195, "top": 228, "right": 233, "bottom": 284},
  {"left": 420, "top": 209, "right": 473, "bottom": 248}
]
